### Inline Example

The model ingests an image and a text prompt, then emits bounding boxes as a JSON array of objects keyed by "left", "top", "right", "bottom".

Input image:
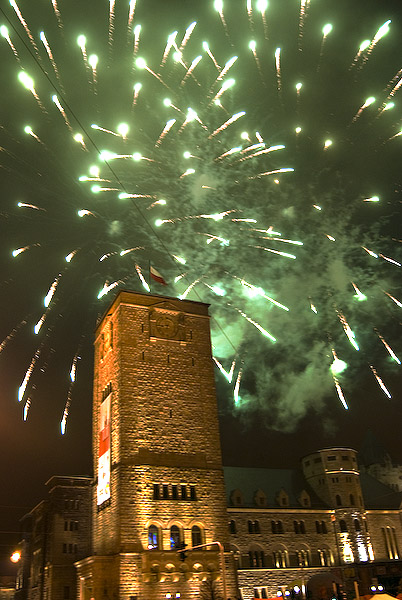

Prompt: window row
[
  {"left": 338, "top": 519, "right": 364, "bottom": 533},
  {"left": 305, "top": 455, "right": 356, "bottom": 466},
  {"left": 230, "top": 489, "right": 311, "bottom": 508},
  {"left": 153, "top": 484, "right": 197, "bottom": 501},
  {"left": 148, "top": 524, "right": 204, "bottom": 550},
  {"left": 63, "top": 499, "right": 80, "bottom": 510},
  {"left": 64, "top": 520, "right": 79, "bottom": 532},
  {"left": 241, "top": 548, "right": 333, "bottom": 569},
  {"left": 334, "top": 493, "right": 363, "bottom": 507},
  {"left": 62, "top": 543, "right": 78, "bottom": 554},
  {"left": 229, "top": 519, "right": 330, "bottom": 535}
]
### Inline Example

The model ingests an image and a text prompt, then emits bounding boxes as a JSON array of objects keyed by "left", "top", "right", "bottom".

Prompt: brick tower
[{"left": 76, "top": 291, "right": 236, "bottom": 600}]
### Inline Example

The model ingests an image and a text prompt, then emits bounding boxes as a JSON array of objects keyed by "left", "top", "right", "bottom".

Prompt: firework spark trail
[
  {"left": 332, "top": 376, "right": 349, "bottom": 410},
  {"left": 298, "top": 0, "right": 311, "bottom": 50},
  {"left": 9, "top": 0, "right": 41, "bottom": 57},
  {"left": 213, "top": 356, "right": 236, "bottom": 383},
  {"left": 0, "top": 320, "right": 27, "bottom": 353},
  {"left": 180, "top": 55, "right": 202, "bottom": 87},
  {"left": 374, "top": 329, "right": 401, "bottom": 365},
  {"left": 379, "top": 253, "right": 401, "bottom": 267},
  {"left": 60, "top": 353, "right": 80, "bottom": 434},
  {"left": 317, "top": 24, "right": 333, "bottom": 71},
  {"left": 337, "top": 311, "right": 360, "bottom": 351},
  {"left": 108, "top": 0, "right": 116, "bottom": 49},
  {"left": 231, "top": 306, "right": 276, "bottom": 342},
  {"left": 40, "top": 31, "right": 64, "bottom": 92},
  {"left": 179, "top": 279, "right": 201, "bottom": 300},
  {"left": 0, "top": 25, "right": 20, "bottom": 62},
  {"left": 18, "top": 72, "right": 47, "bottom": 113},
  {"left": 51, "top": 0, "right": 63, "bottom": 30},
  {"left": 369, "top": 364, "right": 392, "bottom": 398},
  {"left": 132, "top": 24, "right": 141, "bottom": 58},
  {"left": 202, "top": 41, "right": 220, "bottom": 70},
  {"left": 233, "top": 368, "right": 243, "bottom": 404},
  {"left": 135, "top": 264, "right": 150, "bottom": 292},
  {"left": 179, "top": 21, "right": 197, "bottom": 52},
  {"left": 128, "top": 0, "right": 137, "bottom": 32},
  {"left": 383, "top": 291, "right": 402, "bottom": 308}
]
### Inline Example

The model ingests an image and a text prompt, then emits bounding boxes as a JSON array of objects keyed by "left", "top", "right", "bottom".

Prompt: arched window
[
  {"left": 229, "top": 520, "right": 237, "bottom": 535},
  {"left": 170, "top": 525, "right": 181, "bottom": 549},
  {"left": 335, "top": 494, "right": 342, "bottom": 506},
  {"left": 349, "top": 494, "right": 355, "bottom": 506},
  {"left": 271, "top": 520, "right": 277, "bottom": 534},
  {"left": 297, "top": 550, "right": 309, "bottom": 567},
  {"left": 191, "top": 525, "right": 203, "bottom": 547},
  {"left": 273, "top": 550, "right": 288, "bottom": 568},
  {"left": 249, "top": 520, "right": 261, "bottom": 534},
  {"left": 294, "top": 521, "right": 306, "bottom": 534},
  {"left": 318, "top": 548, "right": 331, "bottom": 566},
  {"left": 148, "top": 525, "right": 160, "bottom": 550},
  {"left": 316, "top": 521, "right": 322, "bottom": 534},
  {"left": 354, "top": 519, "right": 361, "bottom": 531},
  {"left": 339, "top": 520, "right": 348, "bottom": 533},
  {"left": 248, "top": 550, "right": 265, "bottom": 568}
]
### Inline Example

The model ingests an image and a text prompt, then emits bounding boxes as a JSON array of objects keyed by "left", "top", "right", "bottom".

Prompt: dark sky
[{"left": 1, "top": 0, "right": 402, "bottom": 576}]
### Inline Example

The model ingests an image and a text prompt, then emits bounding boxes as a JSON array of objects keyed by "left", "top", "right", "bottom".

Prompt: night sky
[{"left": 1, "top": 0, "right": 402, "bottom": 575}]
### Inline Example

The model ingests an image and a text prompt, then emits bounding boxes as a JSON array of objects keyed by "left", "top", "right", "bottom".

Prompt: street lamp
[
  {"left": 176, "top": 541, "right": 228, "bottom": 600},
  {"left": 10, "top": 550, "right": 21, "bottom": 563}
]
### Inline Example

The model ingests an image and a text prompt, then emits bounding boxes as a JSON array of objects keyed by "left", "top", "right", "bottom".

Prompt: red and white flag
[{"left": 150, "top": 265, "right": 167, "bottom": 285}]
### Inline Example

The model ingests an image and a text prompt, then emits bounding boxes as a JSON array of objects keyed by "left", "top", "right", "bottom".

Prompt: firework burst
[{"left": 1, "top": 0, "right": 401, "bottom": 433}]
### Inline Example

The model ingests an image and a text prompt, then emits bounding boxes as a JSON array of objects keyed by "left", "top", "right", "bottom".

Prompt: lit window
[
  {"left": 170, "top": 525, "right": 181, "bottom": 549},
  {"left": 148, "top": 525, "right": 160, "bottom": 550}
]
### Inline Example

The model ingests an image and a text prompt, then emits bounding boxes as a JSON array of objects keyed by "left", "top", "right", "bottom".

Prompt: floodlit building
[{"left": 15, "top": 292, "right": 402, "bottom": 600}]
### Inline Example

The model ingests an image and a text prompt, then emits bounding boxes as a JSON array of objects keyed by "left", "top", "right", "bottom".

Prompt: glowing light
[{"left": 322, "top": 23, "right": 333, "bottom": 36}]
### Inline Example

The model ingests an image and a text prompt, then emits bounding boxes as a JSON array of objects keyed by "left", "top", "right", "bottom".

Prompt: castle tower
[
  {"left": 302, "top": 448, "right": 374, "bottom": 564},
  {"left": 76, "top": 291, "right": 236, "bottom": 600}
]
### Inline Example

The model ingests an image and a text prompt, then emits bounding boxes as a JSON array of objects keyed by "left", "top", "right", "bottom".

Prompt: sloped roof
[
  {"left": 359, "top": 430, "right": 391, "bottom": 467},
  {"left": 360, "top": 473, "right": 402, "bottom": 509},
  {"left": 223, "top": 466, "right": 327, "bottom": 509}
]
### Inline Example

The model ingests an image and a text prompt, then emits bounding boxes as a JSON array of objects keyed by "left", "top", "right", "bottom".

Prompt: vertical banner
[{"left": 97, "top": 394, "right": 111, "bottom": 505}]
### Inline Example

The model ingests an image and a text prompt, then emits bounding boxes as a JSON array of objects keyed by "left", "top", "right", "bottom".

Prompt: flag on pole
[{"left": 150, "top": 265, "right": 167, "bottom": 285}]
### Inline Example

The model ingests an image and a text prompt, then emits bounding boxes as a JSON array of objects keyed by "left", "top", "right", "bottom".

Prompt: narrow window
[
  {"left": 170, "top": 525, "right": 181, "bottom": 549},
  {"left": 172, "top": 485, "right": 178, "bottom": 500},
  {"left": 190, "top": 485, "right": 196, "bottom": 500},
  {"left": 354, "top": 519, "right": 361, "bottom": 531},
  {"left": 163, "top": 484, "right": 169, "bottom": 499},
  {"left": 153, "top": 484, "right": 160, "bottom": 500},
  {"left": 148, "top": 525, "right": 159, "bottom": 550},
  {"left": 339, "top": 520, "right": 347, "bottom": 533},
  {"left": 181, "top": 484, "right": 187, "bottom": 500},
  {"left": 229, "top": 520, "right": 237, "bottom": 535},
  {"left": 191, "top": 525, "right": 202, "bottom": 547},
  {"left": 335, "top": 494, "right": 342, "bottom": 506}
]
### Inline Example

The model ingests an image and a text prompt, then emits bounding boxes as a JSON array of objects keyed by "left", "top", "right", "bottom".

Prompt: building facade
[
  {"left": 15, "top": 477, "right": 91, "bottom": 600},
  {"left": 15, "top": 292, "right": 402, "bottom": 600}
]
